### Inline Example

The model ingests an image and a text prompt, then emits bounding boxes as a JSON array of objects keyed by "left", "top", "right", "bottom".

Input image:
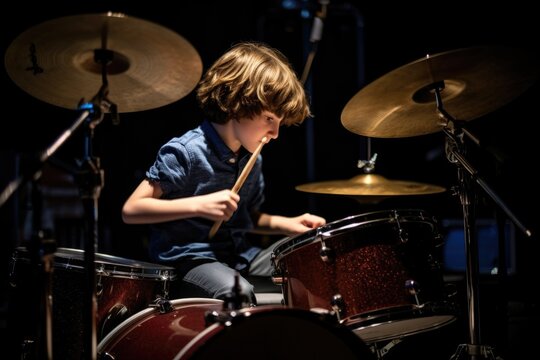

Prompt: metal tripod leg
[
  {"left": 422, "top": 80, "right": 534, "bottom": 360},
  {"left": 369, "top": 338, "right": 403, "bottom": 359},
  {"left": 450, "top": 344, "right": 501, "bottom": 360}
]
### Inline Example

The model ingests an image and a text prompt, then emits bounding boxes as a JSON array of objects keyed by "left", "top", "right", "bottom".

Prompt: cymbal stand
[
  {"left": 76, "top": 34, "right": 118, "bottom": 358},
  {"left": 77, "top": 95, "right": 104, "bottom": 360},
  {"left": 0, "top": 83, "right": 99, "bottom": 360},
  {"left": 432, "top": 83, "right": 532, "bottom": 360}
]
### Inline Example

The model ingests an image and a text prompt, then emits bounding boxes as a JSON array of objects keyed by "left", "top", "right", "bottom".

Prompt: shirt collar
[{"left": 201, "top": 120, "right": 247, "bottom": 164}]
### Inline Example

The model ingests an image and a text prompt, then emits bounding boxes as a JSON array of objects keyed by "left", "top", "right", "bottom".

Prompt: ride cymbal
[
  {"left": 4, "top": 12, "right": 203, "bottom": 113},
  {"left": 341, "top": 46, "right": 538, "bottom": 138},
  {"left": 295, "top": 174, "right": 446, "bottom": 197}
]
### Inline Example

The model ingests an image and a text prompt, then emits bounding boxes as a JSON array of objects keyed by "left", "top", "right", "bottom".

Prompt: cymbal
[
  {"left": 295, "top": 174, "right": 446, "bottom": 197},
  {"left": 4, "top": 12, "right": 203, "bottom": 113},
  {"left": 341, "top": 46, "right": 539, "bottom": 138}
]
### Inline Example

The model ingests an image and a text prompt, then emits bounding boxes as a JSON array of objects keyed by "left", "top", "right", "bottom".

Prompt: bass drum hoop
[
  {"left": 98, "top": 297, "right": 223, "bottom": 349},
  {"left": 173, "top": 305, "right": 375, "bottom": 360}
]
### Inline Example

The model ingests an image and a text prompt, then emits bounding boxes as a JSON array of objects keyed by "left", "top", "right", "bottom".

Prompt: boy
[{"left": 122, "top": 42, "right": 325, "bottom": 304}]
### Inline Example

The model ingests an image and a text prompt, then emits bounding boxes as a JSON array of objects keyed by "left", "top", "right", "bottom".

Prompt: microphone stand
[
  {"left": 430, "top": 82, "right": 532, "bottom": 360},
  {"left": 300, "top": 0, "right": 328, "bottom": 86},
  {"left": 301, "top": 0, "right": 328, "bottom": 211}
]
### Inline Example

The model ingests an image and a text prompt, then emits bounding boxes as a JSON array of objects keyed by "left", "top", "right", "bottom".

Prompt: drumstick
[{"left": 208, "top": 136, "right": 268, "bottom": 239}]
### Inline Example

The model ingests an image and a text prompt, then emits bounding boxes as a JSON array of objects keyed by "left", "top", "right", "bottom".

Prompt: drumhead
[
  {"left": 347, "top": 304, "right": 456, "bottom": 343},
  {"left": 12, "top": 247, "right": 176, "bottom": 281},
  {"left": 272, "top": 209, "right": 438, "bottom": 262}
]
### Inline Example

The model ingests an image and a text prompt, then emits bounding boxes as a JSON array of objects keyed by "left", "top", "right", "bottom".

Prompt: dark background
[{"left": 1, "top": 1, "right": 539, "bottom": 359}]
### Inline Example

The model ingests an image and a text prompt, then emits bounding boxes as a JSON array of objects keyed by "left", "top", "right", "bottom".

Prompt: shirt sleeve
[{"left": 146, "top": 139, "right": 191, "bottom": 197}]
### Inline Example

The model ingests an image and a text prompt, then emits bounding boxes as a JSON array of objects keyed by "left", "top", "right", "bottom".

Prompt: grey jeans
[{"left": 170, "top": 240, "right": 283, "bottom": 304}]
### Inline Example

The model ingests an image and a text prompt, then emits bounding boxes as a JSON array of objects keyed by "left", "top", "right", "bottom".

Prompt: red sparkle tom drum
[
  {"left": 272, "top": 209, "right": 456, "bottom": 343},
  {"left": 8, "top": 247, "right": 176, "bottom": 359}
]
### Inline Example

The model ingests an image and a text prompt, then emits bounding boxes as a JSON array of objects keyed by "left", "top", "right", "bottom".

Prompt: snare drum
[
  {"left": 272, "top": 209, "right": 456, "bottom": 343},
  {"left": 8, "top": 247, "right": 176, "bottom": 359},
  {"left": 98, "top": 298, "right": 374, "bottom": 359}
]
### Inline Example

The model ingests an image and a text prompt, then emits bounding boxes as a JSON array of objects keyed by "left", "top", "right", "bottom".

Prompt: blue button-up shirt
[{"left": 146, "top": 120, "right": 265, "bottom": 269}]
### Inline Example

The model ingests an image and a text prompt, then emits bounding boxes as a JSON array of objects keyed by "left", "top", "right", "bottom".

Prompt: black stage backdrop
[{"left": 1, "top": 1, "right": 539, "bottom": 359}]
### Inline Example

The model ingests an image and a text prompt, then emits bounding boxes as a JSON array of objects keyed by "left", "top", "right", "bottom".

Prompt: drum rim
[
  {"left": 12, "top": 246, "right": 177, "bottom": 280},
  {"left": 345, "top": 301, "right": 456, "bottom": 342},
  {"left": 173, "top": 306, "right": 371, "bottom": 360},
  {"left": 349, "top": 308, "right": 457, "bottom": 343},
  {"left": 98, "top": 297, "right": 224, "bottom": 353},
  {"left": 272, "top": 208, "right": 438, "bottom": 261}
]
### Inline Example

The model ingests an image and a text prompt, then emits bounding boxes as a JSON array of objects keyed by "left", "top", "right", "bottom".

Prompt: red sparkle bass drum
[{"left": 98, "top": 298, "right": 375, "bottom": 359}]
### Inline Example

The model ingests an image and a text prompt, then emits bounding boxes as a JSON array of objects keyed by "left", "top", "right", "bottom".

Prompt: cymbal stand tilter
[
  {"left": 431, "top": 82, "right": 532, "bottom": 360},
  {"left": 357, "top": 137, "right": 377, "bottom": 174}
]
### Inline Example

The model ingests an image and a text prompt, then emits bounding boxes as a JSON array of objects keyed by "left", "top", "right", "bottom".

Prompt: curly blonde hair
[{"left": 196, "top": 42, "right": 311, "bottom": 126}]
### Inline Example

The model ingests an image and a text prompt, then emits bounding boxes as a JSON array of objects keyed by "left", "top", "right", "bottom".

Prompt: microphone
[
  {"left": 309, "top": 0, "right": 329, "bottom": 43},
  {"left": 300, "top": 0, "right": 329, "bottom": 84}
]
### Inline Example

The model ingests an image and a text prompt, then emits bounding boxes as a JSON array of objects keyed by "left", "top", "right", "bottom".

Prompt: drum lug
[
  {"left": 331, "top": 293, "right": 344, "bottom": 320},
  {"left": 148, "top": 297, "right": 174, "bottom": 314},
  {"left": 391, "top": 210, "right": 409, "bottom": 243},
  {"left": 96, "top": 275, "right": 103, "bottom": 297},
  {"left": 205, "top": 309, "right": 221, "bottom": 325},
  {"left": 271, "top": 270, "right": 284, "bottom": 285},
  {"left": 162, "top": 281, "right": 169, "bottom": 300},
  {"left": 319, "top": 245, "right": 334, "bottom": 263},
  {"left": 398, "top": 228, "right": 409, "bottom": 243},
  {"left": 405, "top": 279, "right": 420, "bottom": 305},
  {"left": 205, "top": 309, "right": 239, "bottom": 326}
]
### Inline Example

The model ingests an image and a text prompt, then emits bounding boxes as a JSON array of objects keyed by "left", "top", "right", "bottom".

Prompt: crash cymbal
[
  {"left": 4, "top": 12, "right": 202, "bottom": 113},
  {"left": 341, "top": 46, "right": 538, "bottom": 138},
  {"left": 296, "top": 174, "right": 446, "bottom": 196}
]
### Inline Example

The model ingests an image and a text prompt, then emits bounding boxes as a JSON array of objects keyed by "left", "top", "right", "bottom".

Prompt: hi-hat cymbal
[
  {"left": 4, "top": 12, "right": 203, "bottom": 113},
  {"left": 296, "top": 174, "right": 446, "bottom": 197},
  {"left": 341, "top": 46, "right": 538, "bottom": 138}
]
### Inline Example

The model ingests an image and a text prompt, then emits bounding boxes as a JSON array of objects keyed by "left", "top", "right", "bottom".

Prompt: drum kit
[{"left": 2, "top": 9, "right": 538, "bottom": 360}]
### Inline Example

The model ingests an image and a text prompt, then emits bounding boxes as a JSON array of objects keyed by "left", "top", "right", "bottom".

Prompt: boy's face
[{"left": 234, "top": 110, "right": 283, "bottom": 153}]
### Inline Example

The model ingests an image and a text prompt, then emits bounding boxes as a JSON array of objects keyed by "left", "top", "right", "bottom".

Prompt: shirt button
[{"left": 228, "top": 158, "right": 236, "bottom": 164}]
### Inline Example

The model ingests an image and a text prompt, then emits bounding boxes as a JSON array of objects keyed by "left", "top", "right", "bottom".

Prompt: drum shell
[
  {"left": 8, "top": 247, "right": 176, "bottom": 359},
  {"left": 98, "top": 298, "right": 375, "bottom": 360},
  {"left": 99, "top": 298, "right": 223, "bottom": 360},
  {"left": 272, "top": 209, "right": 455, "bottom": 342},
  {"left": 176, "top": 306, "right": 374, "bottom": 360}
]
